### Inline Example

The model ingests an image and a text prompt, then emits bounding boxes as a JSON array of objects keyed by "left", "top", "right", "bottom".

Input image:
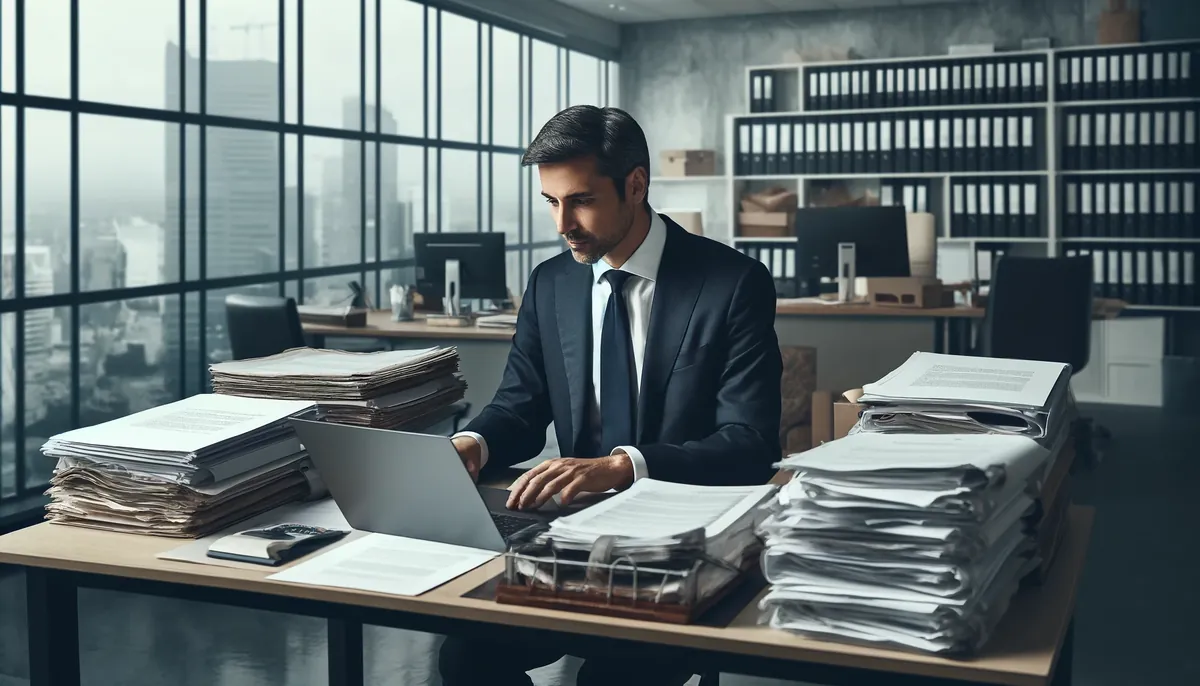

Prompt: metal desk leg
[
  {"left": 328, "top": 618, "right": 365, "bottom": 686},
  {"left": 27, "top": 567, "right": 80, "bottom": 686},
  {"left": 1051, "top": 620, "right": 1075, "bottom": 685}
]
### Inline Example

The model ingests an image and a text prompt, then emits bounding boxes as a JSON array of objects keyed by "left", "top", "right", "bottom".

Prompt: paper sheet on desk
[
  {"left": 860, "top": 352, "right": 1068, "bottom": 409},
  {"left": 267, "top": 534, "right": 498, "bottom": 596}
]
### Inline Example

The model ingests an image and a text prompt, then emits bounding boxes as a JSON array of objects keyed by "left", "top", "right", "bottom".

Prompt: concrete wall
[{"left": 620, "top": 0, "right": 1199, "bottom": 162}]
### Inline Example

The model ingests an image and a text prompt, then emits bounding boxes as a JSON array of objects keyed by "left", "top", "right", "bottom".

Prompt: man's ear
[{"left": 625, "top": 167, "right": 648, "bottom": 205}]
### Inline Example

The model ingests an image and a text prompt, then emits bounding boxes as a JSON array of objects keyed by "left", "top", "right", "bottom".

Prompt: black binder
[
  {"left": 737, "top": 121, "right": 752, "bottom": 176},
  {"left": 791, "top": 121, "right": 805, "bottom": 175},
  {"left": 965, "top": 116, "right": 978, "bottom": 171},
  {"left": 938, "top": 117, "right": 951, "bottom": 171},
  {"left": 764, "top": 120, "right": 779, "bottom": 175},
  {"left": 908, "top": 117, "right": 923, "bottom": 172},
  {"left": 866, "top": 118, "right": 879, "bottom": 173},
  {"left": 1064, "top": 112, "right": 1079, "bottom": 170},
  {"left": 1064, "top": 181, "right": 1079, "bottom": 237},
  {"left": 1123, "top": 181, "right": 1138, "bottom": 239},
  {"left": 1138, "top": 180, "right": 1154, "bottom": 238},
  {"left": 1023, "top": 182, "right": 1039, "bottom": 237},
  {"left": 922, "top": 116, "right": 937, "bottom": 171},
  {"left": 879, "top": 114, "right": 893, "bottom": 173},
  {"left": 951, "top": 182, "right": 965, "bottom": 237},
  {"left": 979, "top": 114, "right": 993, "bottom": 170},
  {"left": 750, "top": 121, "right": 765, "bottom": 175},
  {"left": 952, "top": 117, "right": 965, "bottom": 172}
]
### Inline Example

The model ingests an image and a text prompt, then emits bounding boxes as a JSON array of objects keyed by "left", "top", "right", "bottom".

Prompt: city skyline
[{"left": 0, "top": 0, "right": 616, "bottom": 499}]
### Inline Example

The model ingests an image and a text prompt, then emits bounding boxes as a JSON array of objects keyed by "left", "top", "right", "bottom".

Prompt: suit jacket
[{"left": 466, "top": 216, "right": 782, "bottom": 487}]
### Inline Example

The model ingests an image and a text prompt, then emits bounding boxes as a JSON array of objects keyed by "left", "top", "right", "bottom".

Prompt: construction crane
[{"left": 228, "top": 22, "right": 277, "bottom": 60}]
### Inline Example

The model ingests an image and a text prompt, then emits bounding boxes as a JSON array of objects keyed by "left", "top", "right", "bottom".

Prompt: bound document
[{"left": 207, "top": 523, "right": 349, "bottom": 566}]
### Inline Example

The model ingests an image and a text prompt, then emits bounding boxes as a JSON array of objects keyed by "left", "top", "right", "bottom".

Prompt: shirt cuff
[
  {"left": 613, "top": 445, "right": 648, "bottom": 483},
  {"left": 452, "top": 431, "right": 489, "bottom": 468}
]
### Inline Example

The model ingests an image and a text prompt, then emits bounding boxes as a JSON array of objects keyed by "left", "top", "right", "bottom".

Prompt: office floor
[{"left": 1, "top": 403, "right": 1197, "bottom": 686}]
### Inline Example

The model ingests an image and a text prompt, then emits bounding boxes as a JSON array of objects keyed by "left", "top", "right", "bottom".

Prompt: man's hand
[
  {"left": 451, "top": 435, "right": 482, "bottom": 483},
  {"left": 506, "top": 453, "right": 634, "bottom": 511}
]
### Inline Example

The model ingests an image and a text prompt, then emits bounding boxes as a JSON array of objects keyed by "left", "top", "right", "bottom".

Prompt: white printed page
[
  {"left": 860, "top": 352, "right": 1067, "bottom": 408},
  {"left": 210, "top": 347, "right": 443, "bottom": 377},
  {"left": 267, "top": 534, "right": 498, "bottom": 596},
  {"left": 46, "top": 395, "right": 315, "bottom": 453}
]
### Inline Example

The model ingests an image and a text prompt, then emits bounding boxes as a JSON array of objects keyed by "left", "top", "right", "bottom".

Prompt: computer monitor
[
  {"left": 794, "top": 205, "right": 910, "bottom": 296},
  {"left": 414, "top": 233, "right": 507, "bottom": 316}
]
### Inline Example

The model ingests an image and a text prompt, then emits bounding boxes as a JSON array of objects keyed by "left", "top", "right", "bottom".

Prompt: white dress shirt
[{"left": 457, "top": 210, "right": 667, "bottom": 483}]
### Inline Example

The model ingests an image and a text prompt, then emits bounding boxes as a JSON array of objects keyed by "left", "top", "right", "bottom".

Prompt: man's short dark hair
[{"left": 522, "top": 105, "right": 651, "bottom": 208}]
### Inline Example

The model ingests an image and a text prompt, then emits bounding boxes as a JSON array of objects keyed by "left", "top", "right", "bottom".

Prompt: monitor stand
[
  {"left": 426, "top": 258, "right": 472, "bottom": 327},
  {"left": 837, "top": 242, "right": 857, "bottom": 303}
]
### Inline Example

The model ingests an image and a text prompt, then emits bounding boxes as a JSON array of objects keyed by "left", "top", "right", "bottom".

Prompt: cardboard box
[
  {"left": 1097, "top": 0, "right": 1139, "bottom": 45},
  {"left": 658, "top": 149, "right": 716, "bottom": 177},
  {"left": 741, "top": 188, "right": 799, "bottom": 213},
  {"left": 738, "top": 211, "right": 794, "bottom": 238},
  {"left": 811, "top": 388, "right": 864, "bottom": 448},
  {"left": 663, "top": 210, "right": 703, "bottom": 235},
  {"left": 865, "top": 277, "right": 954, "bottom": 308}
]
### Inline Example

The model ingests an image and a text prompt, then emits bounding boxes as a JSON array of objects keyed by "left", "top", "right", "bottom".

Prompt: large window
[{"left": 0, "top": 0, "right": 617, "bottom": 506}]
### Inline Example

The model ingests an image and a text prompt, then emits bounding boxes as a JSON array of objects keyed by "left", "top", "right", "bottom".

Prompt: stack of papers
[
  {"left": 758, "top": 433, "right": 1050, "bottom": 655},
  {"left": 514, "top": 479, "right": 776, "bottom": 603},
  {"left": 476, "top": 313, "right": 518, "bottom": 329},
  {"left": 851, "top": 352, "right": 1075, "bottom": 446},
  {"left": 209, "top": 347, "right": 467, "bottom": 430},
  {"left": 42, "top": 395, "right": 320, "bottom": 538}
]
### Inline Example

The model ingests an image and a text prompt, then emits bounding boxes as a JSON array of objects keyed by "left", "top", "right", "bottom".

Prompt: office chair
[
  {"left": 224, "top": 294, "right": 307, "bottom": 361},
  {"left": 977, "top": 255, "right": 1108, "bottom": 467}
]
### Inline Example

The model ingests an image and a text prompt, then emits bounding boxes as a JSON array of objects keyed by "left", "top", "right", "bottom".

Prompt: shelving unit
[{"left": 707, "top": 38, "right": 1200, "bottom": 312}]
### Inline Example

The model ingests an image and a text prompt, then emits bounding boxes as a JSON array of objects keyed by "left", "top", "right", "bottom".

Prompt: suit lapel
[
  {"left": 555, "top": 263, "right": 593, "bottom": 455},
  {"left": 638, "top": 220, "right": 703, "bottom": 442}
]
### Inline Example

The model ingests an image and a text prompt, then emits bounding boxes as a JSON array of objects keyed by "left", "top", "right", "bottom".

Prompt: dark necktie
[{"left": 600, "top": 270, "right": 636, "bottom": 455}]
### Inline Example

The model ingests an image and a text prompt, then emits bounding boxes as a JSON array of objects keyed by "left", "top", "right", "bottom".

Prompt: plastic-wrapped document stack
[
  {"left": 849, "top": 352, "right": 1075, "bottom": 449},
  {"left": 209, "top": 347, "right": 467, "bottom": 430},
  {"left": 500, "top": 479, "right": 776, "bottom": 620},
  {"left": 759, "top": 432, "right": 1050, "bottom": 654},
  {"left": 42, "top": 395, "right": 322, "bottom": 538}
]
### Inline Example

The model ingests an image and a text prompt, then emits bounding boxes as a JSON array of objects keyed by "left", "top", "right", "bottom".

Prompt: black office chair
[
  {"left": 225, "top": 294, "right": 307, "bottom": 361},
  {"left": 977, "top": 255, "right": 1108, "bottom": 467}
]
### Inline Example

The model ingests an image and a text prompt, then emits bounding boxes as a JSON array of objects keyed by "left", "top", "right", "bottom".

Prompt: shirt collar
[{"left": 591, "top": 208, "right": 667, "bottom": 284}]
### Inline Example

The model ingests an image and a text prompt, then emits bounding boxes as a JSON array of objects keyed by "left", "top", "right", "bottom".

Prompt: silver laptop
[{"left": 290, "top": 418, "right": 547, "bottom": 552}]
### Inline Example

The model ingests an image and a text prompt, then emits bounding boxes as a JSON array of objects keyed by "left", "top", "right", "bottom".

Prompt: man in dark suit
[{"left": 439, "top": 105, "right": 782, "bottom": 686}]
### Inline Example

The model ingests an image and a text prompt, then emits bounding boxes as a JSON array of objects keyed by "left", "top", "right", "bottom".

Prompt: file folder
[
  {"left": 1123, "top": 51, "right": 1137, "bottom": 99},
  {"left": 1094, "top": 112, "right": 1109, "bottom": 170},
  {"left": 1081, "top": 54, "right": 1095, "bottom": 101},
  {"left": 1121, "top": 250, "right": 1135, "bottom": 303},
  {"left": 965, "top": 116, "right": 978, "bottom": 171},
  {"left": 1168, "top": 249, "right": 1181, "bottom": 305},
  {"left": 1023, "top": 182, "right": 1039, "bottom": 237},
  {"left": 804, "top": 122, "right": 817, "bottom": 174},
  {"left": 1064, "top": 181, "right": 1079, "bottom": 237},
  {"left": 965, "top": 183, "right": 979, "bottom": 237},
  {"left": 1137, "top": 249, "right": 1151, "bottom": 304},
  {"left": 807, "top": 71, "right": 818, "bottom": 111},
  {"left": 1185, "top": 181, "right": 1195, "bottom": 238},
  {"left": 779, "top": 120, "right": 793, "bottom": 174},
  {"left": 923, "top": 116, "right": 937, "bottom": 171},
  {"left": 952, "top": 182, "right": 965, "bottom": 237},
  {"left": 1139, "top": 180, "right": 1153, "bottom": 238},
  {"left": 792, "top": 121, "right": 805, "bottom": 174},
  {"left": 979, "top": 115, "right": 993, "bottom": 170},
  {"left": 952, "top": 63, "right": 964, "bottom": 105},
  {"left": 1124, "top": 111, "right": 1138, "bottom": 169},
  {"left": 1108, "top": 181, "right": 1121, "bottom": 239},
  {"left": 853, "top": 118, "right": 866, "bottom": 173},
  {"left": 1169, "top": 180, "right": 1182, "bottom": 236},
  {"left": 1096, "top": 51, "right": 1110, "bottom": 100},
  {"left": 1152, "top": 249, "right": 1166, "bottom": 305},
  {"left": 1006, "top": 115, "right": 1021, "bottom": 170},
  {"left": 938, "top": 117, "right": 951, "bottom": 171},
  {"left": 1078, "top": 112, "right": 1092, "bottom": 171},
  {"left": 818, "top": 70, "right": 831, "bottom": 110},
  {"left": 979, "top": 182, "right": 993, "bottom": 237},
  {"left": 879, "top": 114, "right": 893, "bottom": 173},
  {"left": 1139, "top": 111, "right": 1154, "bottom": 168},
  {"left": 828, "top": 119, "right": 842, "bottom": 173},
  {"left": 737, "top": 122, "right": 752, "bottom": 176},
  {"left": 817, "top": 121, "right": 830, "bottom": 173},
  {"left": 1080, "top": 182, "right": 1093, "bottom": 237},
  {"left": 1168, "top": 109, "right": 1182, "bottom": 168},
  {"left": 764, "top": 120, "right": 779, "bottom": 175},
  {"left": 751, "top": 122, "right": 765, "bottom": 175},
  {"left": 1095, "top": 182, "right": 1108, "bottom": 238},
  {"left": 1123, "top": 181, "right": 1137, "bottom": 239},
  {"left": 1034, "top": 58, "right": 1046, "bottom": 101},
  {"left": 1064, "top": 113, "right": 1079, "bottom": 169},
  {"left": 1154, "top": 180, "right": 1167, "bottom": 238},
  {"left": 909, "top": 118, "right": 923, "bottom": 171},
  {"left": 894, "top": 117, "right": 908, "bottom": 173},
  {"left": 866, "top": 118, "right": 879, "bottom": 172},
  {"left": 1185, "top": 110, "right": 1196, "bottom": 169},
  {"left": 952, "top": 117, "right": 965, "bottom": 172},
  {"left": 840, "top": 119, "right": 853, "bottom": 172}
]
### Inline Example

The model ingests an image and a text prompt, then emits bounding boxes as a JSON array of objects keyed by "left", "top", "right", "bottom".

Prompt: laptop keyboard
[{"left": 490, "top": 511, "right": 539, "bottom": 539}]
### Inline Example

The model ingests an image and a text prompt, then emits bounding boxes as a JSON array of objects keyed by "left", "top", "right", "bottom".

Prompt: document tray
[{"left": 495, "top": 546, "right": 761, "bottom": 625}]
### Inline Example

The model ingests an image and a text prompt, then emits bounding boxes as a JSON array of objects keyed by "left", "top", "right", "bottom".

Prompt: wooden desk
[
  {"left": 304, "top": 310, "right": 515, "bottom": 343},
  {"left": 1, "top": 506, "right": 1092, "bottom": 686}
]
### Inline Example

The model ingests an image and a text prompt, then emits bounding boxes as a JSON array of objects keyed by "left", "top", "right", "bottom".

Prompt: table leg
[
  {"left": 1052, "top": 620, "right": 1075, "bottom": 686},
  {"left": 934, "top": 318, "right": 946, "bottom": 354},
  {"left": 26, "top": 567, "right": 80, "bottom": 686},
  {"left": 327, "top": 618, "right": 365, "bottom": 686}
]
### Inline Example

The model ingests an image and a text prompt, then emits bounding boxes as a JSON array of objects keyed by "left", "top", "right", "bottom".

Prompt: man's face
[{"left": 537, "top": 156, "right": 639, "bottom": 264}]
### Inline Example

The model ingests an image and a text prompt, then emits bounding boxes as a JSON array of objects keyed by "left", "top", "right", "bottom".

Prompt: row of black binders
[
  {"left": 1066, "top": 245, "right": 1197, "bottom": 307},
  {"left": 737, "top": 244, "right": 797, "bottom": 294},
  {"left": 803, "top": 54, "right": 1047, "bottom": 111},
  {"left": 749, "top": 70, "right": 779, "bottom": 113},
  {"left": 950, "top": 179, "right": 1043, "bottom": 238},
  {"left": 1055, "top": 43, "right": 1199, "bottom": 102},
  {"left": 734, "top": 112, "right": 1043, "bottom": 176},
  {"left": 1061, "top": 106, "right": 1197, "bottom": 170},
  {"left": 1062, "top": 176, "right": 1197, "bottom": 239}
]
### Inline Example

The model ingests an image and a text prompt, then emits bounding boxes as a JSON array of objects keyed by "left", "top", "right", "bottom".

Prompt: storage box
[
  {"left": 663, "top": 210, "right": 703, "bottom": 236},
  {"left": 811, "top": 388, "right": 864, "bottom": 448},
  {"left": 658, "top": 149, "right": 717, "bottom": 177},
  {"left": 865, "top": 277, "right": 954, "bottom": 308},
  {"left": 738, "top": 211, "right": 794, "bottom": 238},
  {"left": 1097, "top": 0, "right": 1139, "bottom": 45}
]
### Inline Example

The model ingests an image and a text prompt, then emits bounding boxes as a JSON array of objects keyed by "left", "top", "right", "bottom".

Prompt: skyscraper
[
  {"left": 163, "top": 43, "right": 279, "bottom": 391},
  {"left": 338, "top": 98, "right": 402, "bottom": 265}
]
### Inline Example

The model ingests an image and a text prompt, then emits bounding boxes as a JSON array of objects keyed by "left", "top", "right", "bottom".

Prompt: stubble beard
[{"left": 566, "top": 206, "right": 633, "bottom": 265}]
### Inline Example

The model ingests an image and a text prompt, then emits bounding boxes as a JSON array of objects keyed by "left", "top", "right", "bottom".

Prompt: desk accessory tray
[{"left": 495, "top": 545, "right": 762, "bottom": 625}]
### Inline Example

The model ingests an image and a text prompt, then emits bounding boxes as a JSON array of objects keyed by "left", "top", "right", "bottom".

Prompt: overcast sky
[{"left": 2, "top": 0, "right": 606, "bottom": 214}]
